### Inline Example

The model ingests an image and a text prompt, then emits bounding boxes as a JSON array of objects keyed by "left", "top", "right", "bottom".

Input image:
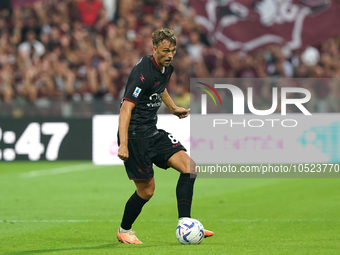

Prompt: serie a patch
[{"left": 133, "top": 87, "right": 142, "bottom": 98}]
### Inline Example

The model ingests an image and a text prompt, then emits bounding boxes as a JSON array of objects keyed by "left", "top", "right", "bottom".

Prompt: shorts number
[{"left": 168, "top": 134, "right": 179, "bottom": 144}]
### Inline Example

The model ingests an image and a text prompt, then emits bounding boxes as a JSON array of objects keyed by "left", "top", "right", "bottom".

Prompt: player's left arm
[{"left": 162, "top": 88, "right": 190, "bottom": 119}]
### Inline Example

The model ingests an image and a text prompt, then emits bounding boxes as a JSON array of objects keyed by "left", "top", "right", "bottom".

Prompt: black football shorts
[{"left": 123, "top": 129, "right": 186, "bottom": 180}]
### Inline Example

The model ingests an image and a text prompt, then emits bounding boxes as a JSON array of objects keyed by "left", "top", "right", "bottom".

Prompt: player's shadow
[
  {"left": 6, "top": 243, "right": 158, "bottom": 255},
  {"left": 5, "top": 243, "right": 119, "bottom": 255}
]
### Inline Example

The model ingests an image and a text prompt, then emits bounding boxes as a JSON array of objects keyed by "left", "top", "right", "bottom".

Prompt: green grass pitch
[{"left": 1, "top": 161, "right": 340, "bottom": 254}]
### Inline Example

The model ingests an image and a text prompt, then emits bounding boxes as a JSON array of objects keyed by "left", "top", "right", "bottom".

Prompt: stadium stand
[{"left": 0, "top": 0, "right": 339, "bottom": 117}]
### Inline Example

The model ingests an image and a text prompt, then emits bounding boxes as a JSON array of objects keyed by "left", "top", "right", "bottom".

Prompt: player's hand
[
  {"left": 118, "top": 145, "right": 129, "bottom": 162},
  {"left": 172, "top": 107, "right": 190, "bottom": 119}
]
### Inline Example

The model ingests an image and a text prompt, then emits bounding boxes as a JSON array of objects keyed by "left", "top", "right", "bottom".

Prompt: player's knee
[
  {"left": 138, "top": 186, "right": 155, "bottom": 200},
  {"left": 178, "top": 158, "right": 195, "bottom": 174},
  {"left": 190, "top": 159, "right": 197, "bottom": 175},
  {"left": 143, "top": 188, "right": 154, "bottom": 200}
]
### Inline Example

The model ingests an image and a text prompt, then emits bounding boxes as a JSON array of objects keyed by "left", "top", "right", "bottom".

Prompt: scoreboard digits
[{"left": 0, "top": 122, "right": 69, "bottom": 161}]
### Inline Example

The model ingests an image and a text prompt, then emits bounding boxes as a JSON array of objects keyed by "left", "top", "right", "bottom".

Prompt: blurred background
[
  {"left": 0, "top": 0, "right": 339, "bottom": 162},
  {"left": 0, "top": 0, "right": 339, "bottom": 118},
  {"left": 1, "top": 3, "right": 339, "bottom": 252}
]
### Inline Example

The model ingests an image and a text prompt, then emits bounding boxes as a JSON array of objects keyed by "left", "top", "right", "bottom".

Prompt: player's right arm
[
  {"left": 118, "top": 57, "right": 148, "bottom": 161},
  {"left": 118, "top": 100, "right": 135, "bottom": 162}
]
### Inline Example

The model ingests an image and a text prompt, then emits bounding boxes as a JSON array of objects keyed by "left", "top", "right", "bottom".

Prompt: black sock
[
  {"left": 176, "top": 173, "right": 196, "bottom": 218},
  {"left": 120, "top": 191, "right": 149, "bottom": 230}
]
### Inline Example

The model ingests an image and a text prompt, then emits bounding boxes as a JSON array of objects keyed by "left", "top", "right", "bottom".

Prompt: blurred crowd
[
  {"left": 190, "top": 78, "right": 340, "bottom": 114},
  {"left": 0, "top": 0, "right": 340, "bottom": 117}
]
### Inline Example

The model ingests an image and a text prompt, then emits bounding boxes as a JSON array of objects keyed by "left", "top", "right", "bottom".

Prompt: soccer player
[{"left": 116, "top": 28, "right": 213, "bottom": 244}]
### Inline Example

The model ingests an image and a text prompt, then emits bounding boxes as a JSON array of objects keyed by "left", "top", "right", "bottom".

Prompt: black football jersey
[{"left": 121, "top": 55, "right": 174, "bottom": 137}]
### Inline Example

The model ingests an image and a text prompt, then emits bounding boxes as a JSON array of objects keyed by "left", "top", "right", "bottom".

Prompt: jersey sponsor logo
[
  {"left": 147, "top": 102, "right": 162, "bottom": 107},
  {"left": 147, "top": 92, "right": 163, "bottom": 107},
  {"left": 149, "top": 93, "right": 163, "bottom": 102},
  {"left": 133, "top": 87, "right": 142, "bottom": 98},
  {"left": 140, "top": 73, "right": 145, "bottom": 83}
]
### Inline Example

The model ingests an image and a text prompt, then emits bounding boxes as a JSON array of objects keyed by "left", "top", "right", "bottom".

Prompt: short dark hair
[{"left": 152, "top": 28, "right": 176, "bottom": 46}]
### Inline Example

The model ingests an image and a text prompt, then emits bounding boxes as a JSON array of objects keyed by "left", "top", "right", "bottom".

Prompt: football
[{"left": 176, "top": 218, "right": 205, "bottom": 244}]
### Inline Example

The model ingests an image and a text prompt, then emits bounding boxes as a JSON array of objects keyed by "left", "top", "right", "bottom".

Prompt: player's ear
[{"left": 152, "top": 45, "right": 157, "bottom": 54}]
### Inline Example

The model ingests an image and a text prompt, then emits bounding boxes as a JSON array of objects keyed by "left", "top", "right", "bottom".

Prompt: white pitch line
[
  {"left": 20, "top": 163, "right": 107, "bottom": 178},
  {"left": 1, "top": 219, "right": 339, "bottom": 223}
]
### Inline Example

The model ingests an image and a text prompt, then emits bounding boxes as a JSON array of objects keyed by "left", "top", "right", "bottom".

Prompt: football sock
[
  {"left": 178, "top": 217, "right": 191, "bottom": 224},
  {"left": 176, "top": 173, "right": 197, "bottom": 218},
  {"left": 119, "top": 226, "right": 131, "bottom": 234},
  {"left": 120, "top": 191, "right": 149, "bottom": 230},
  {"left": 178, "top": 217, "right": 190, "bottom": 221}
]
